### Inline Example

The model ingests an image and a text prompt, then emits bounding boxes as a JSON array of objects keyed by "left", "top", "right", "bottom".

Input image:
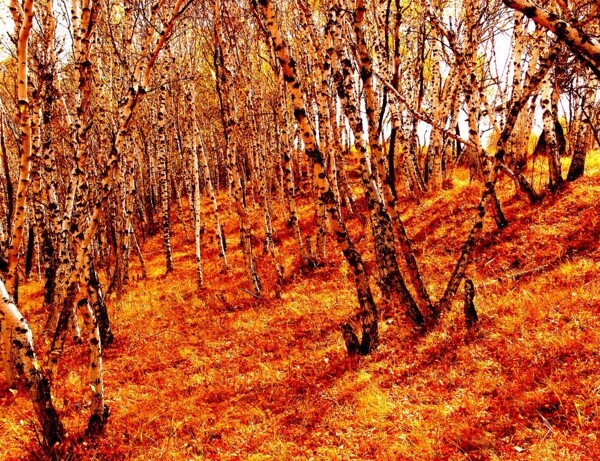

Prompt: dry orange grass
[{"left": 1, "top": 152, "right": 600, "bottom": 460}]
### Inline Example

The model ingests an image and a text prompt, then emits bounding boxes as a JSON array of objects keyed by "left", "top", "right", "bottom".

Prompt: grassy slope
[{"left": 1, "top": 154, "right": 600, "bottom": 460}]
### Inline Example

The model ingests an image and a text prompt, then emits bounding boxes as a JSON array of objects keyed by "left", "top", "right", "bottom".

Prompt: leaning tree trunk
[
  {"left": 503, "top": 0, "right": 600, "bottom": 77},
  {"left": 1, "top": 0, "right": 35, "bottom": 380},
  {"left": 436, "top": 46, "right": 557, "bottom": 317},
  {"left": 257, "top": 0, "right": 378, "bottom": 355},
  {"left": 0, "top": 279, "right": 65, "bottom": 447}
]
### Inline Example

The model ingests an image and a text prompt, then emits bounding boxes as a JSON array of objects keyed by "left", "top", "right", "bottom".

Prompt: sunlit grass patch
[{"left": 2, "top": 166, "right": 600, "bottom": 460}]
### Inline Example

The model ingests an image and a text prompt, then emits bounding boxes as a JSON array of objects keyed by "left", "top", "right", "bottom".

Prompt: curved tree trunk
[
  {"left": 257, "top": 0, "right": 379, "bottom": 354},
  {"left": 0, "top": 280, "right": 64, "bottom": 447},
  {"left": 436, "top": 47, "right": 557, "bottom": 317}
]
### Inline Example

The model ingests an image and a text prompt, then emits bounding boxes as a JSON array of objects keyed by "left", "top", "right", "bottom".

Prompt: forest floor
[{"left": 2, "top": 154, "right": 600, "bottom": 460}]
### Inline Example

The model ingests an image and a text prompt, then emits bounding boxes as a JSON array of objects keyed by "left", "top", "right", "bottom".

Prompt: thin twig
[{"left": 239, "top": 287, "right": 261, "bottom": 299}]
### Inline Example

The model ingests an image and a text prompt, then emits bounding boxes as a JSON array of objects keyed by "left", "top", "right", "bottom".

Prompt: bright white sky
[
  {"left": 0, "top": 0, "right": 10, "bottom": 30},
  {"left": 0, "top": 0, "right": 13, "bottom": 59}
]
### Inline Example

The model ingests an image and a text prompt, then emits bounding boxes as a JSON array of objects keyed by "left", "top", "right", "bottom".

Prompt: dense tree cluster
[{"left": 0, "top": 0, "right": 597, "bottom": 452}]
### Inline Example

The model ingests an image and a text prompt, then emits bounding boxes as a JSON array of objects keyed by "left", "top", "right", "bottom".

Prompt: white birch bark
[
  {"left": 77, "top": 298, "right": 107, "bottom": 436},
  {"left": 504, "top": 0, "right": 600, "bottom": 76},
  {"left": 0, "top": 279, "right": 64, "bottom": 446},
  {"left": 258, "top": 0, "right": 379, "bottom": 354},
  {"left": 186, "top": 92, "right": 205, "bottom": 288},
  {"left": 5, "top": 0, "right": 35, "bottom": 297}
]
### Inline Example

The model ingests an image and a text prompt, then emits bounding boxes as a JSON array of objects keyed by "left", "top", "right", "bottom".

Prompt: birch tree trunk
[
  {"left": 334, "top": 50, "right": 424, "bottom": 325},
  {"left": 503, "top": 0, "right": 600, "bottom": 77},
  {"left": 567, "top": 86, "right": 596, "bottom": 181},
  {"left": 5, "top": 0, "right": 36, "bottom": 298},
  {"left": 257, "top": 0, "right": 379, "bottom": 354},
  {"left": 276, "top": 77, "right": 311, "bottom": 266},
  {"left": 86, "top": 254, "right": 113, "bottom": 347},
  {"left": 436, "top": 47, "right": 557, "bottom": 316},
  {"left": 158, "top": 84, "right": 174, "bottom": 273},
  {"left": 507, "top": 14, "right": 528, "bottom": 169},
  {"left": 77, "top": 298, "right": 108, "bottom": 436},
  {"left": 540, "top": 69, "right": 563, "bottom": 190},
  {"left": 0, "top": 279, "right": 64, "bottom": 447},
  {"left": 186, "top": 91, "right": 204, "bottom": 288},
  {"left": 215, "top": 0, "right": 261, "bottom": 295},
  {"left": 49, "top": 0, "right": 190, "bottom": 369},
  {"left": 0, "top": 115, "right": 14, "bottom": 237},
  {"left": 198, "top": 135, "right": 229, "bottom": 271},
  {"left": 353, "top": 0, "right": 433, "bottom": 321}
]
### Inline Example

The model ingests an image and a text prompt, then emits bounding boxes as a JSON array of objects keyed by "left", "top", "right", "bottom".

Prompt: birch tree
[
  {"left": 255, "top": 0, "right": 379, "bottom": 354},
  {"left": 504, "top": 0, "right": 600, "bottom": 77},
  {"left": 4, "top": 0, "right": 35, "bottom": 298}
]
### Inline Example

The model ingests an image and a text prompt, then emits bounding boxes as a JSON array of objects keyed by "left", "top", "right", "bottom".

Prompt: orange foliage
[{"left": 1, "top": 156, "right": 600, "bottom": 460}]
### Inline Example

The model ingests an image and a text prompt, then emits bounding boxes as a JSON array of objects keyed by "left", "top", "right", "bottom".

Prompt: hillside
[{"left": 2, "top": 155, "right": 600, "bottom": 460}]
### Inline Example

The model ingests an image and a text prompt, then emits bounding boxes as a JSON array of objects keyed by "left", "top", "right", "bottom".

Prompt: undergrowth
[{"left": 1, "top": 154, "right": 599, "bottom": 460}]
